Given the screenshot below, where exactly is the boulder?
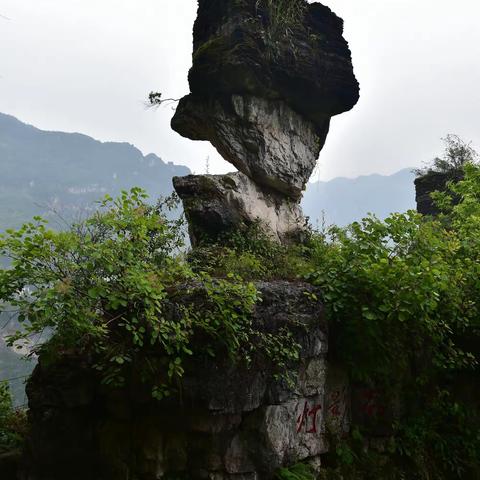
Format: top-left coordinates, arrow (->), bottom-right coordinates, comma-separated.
414,171 -> 463,215
173,172 -> 306,245
173,95 -> 323,199
185,0 -> 359,128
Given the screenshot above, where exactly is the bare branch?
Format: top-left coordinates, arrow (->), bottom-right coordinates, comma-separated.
146,91 -> 180,110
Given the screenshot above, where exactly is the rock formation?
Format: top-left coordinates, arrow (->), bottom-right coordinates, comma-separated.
17,4 -> 360,479
415,171 -> 463,215
172,0 -> 359,244
173,172 -> 306,244
22,282 -> 346,480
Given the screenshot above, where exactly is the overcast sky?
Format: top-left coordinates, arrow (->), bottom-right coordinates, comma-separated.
1,0 -> 479,180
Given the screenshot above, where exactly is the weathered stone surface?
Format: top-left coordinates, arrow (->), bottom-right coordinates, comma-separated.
257,395 -> 327,470
176,281 -> 327,414
172,95 -> 324,199
173,172 -> 306,245
415,171 -> 463,215
324,365 -> 350,436
186,0 -> 359,129
171,0 -> 359,201
22,282 -> 329,480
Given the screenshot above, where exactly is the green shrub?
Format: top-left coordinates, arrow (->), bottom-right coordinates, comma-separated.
276,463 -> 315,480
414,134 -> 478,177
0,382 -> 26,452
256,0 -> 307,38
0,189 -> 299,398
306,164 -> 480,478
255,0 -> 308,59
188,221 -> 312,281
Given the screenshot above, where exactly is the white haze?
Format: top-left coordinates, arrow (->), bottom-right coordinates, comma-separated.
0,0 -> 479,180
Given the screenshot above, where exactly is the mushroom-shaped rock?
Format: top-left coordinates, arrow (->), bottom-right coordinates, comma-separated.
172,0 -> 359,199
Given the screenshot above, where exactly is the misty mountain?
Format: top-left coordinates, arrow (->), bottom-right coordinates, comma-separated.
0,112 -> 190,230
303,169 -> 416,227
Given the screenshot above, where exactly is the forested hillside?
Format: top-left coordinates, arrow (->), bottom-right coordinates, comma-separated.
0,112 -> 190,230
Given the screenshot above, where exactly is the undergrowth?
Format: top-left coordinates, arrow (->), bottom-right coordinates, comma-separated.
0,382 -> 27,453
276,463 -> 315,480
187,221 -> 311,281
255,0 -> 308,57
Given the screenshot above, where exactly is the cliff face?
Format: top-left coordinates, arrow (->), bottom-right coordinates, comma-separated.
172,0 -> 359,243
22,282 -> 340,480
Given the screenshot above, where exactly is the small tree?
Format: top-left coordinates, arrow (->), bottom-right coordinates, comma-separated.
415,134 -> 478,177
146,92 -> 179,109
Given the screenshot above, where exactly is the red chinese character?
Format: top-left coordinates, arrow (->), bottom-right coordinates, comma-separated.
328,390 -> 341,417
296,401 -> 322,434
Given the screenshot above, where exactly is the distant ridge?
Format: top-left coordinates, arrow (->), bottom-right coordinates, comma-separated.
0,112 -> 190,229
303,169 -> 416,227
